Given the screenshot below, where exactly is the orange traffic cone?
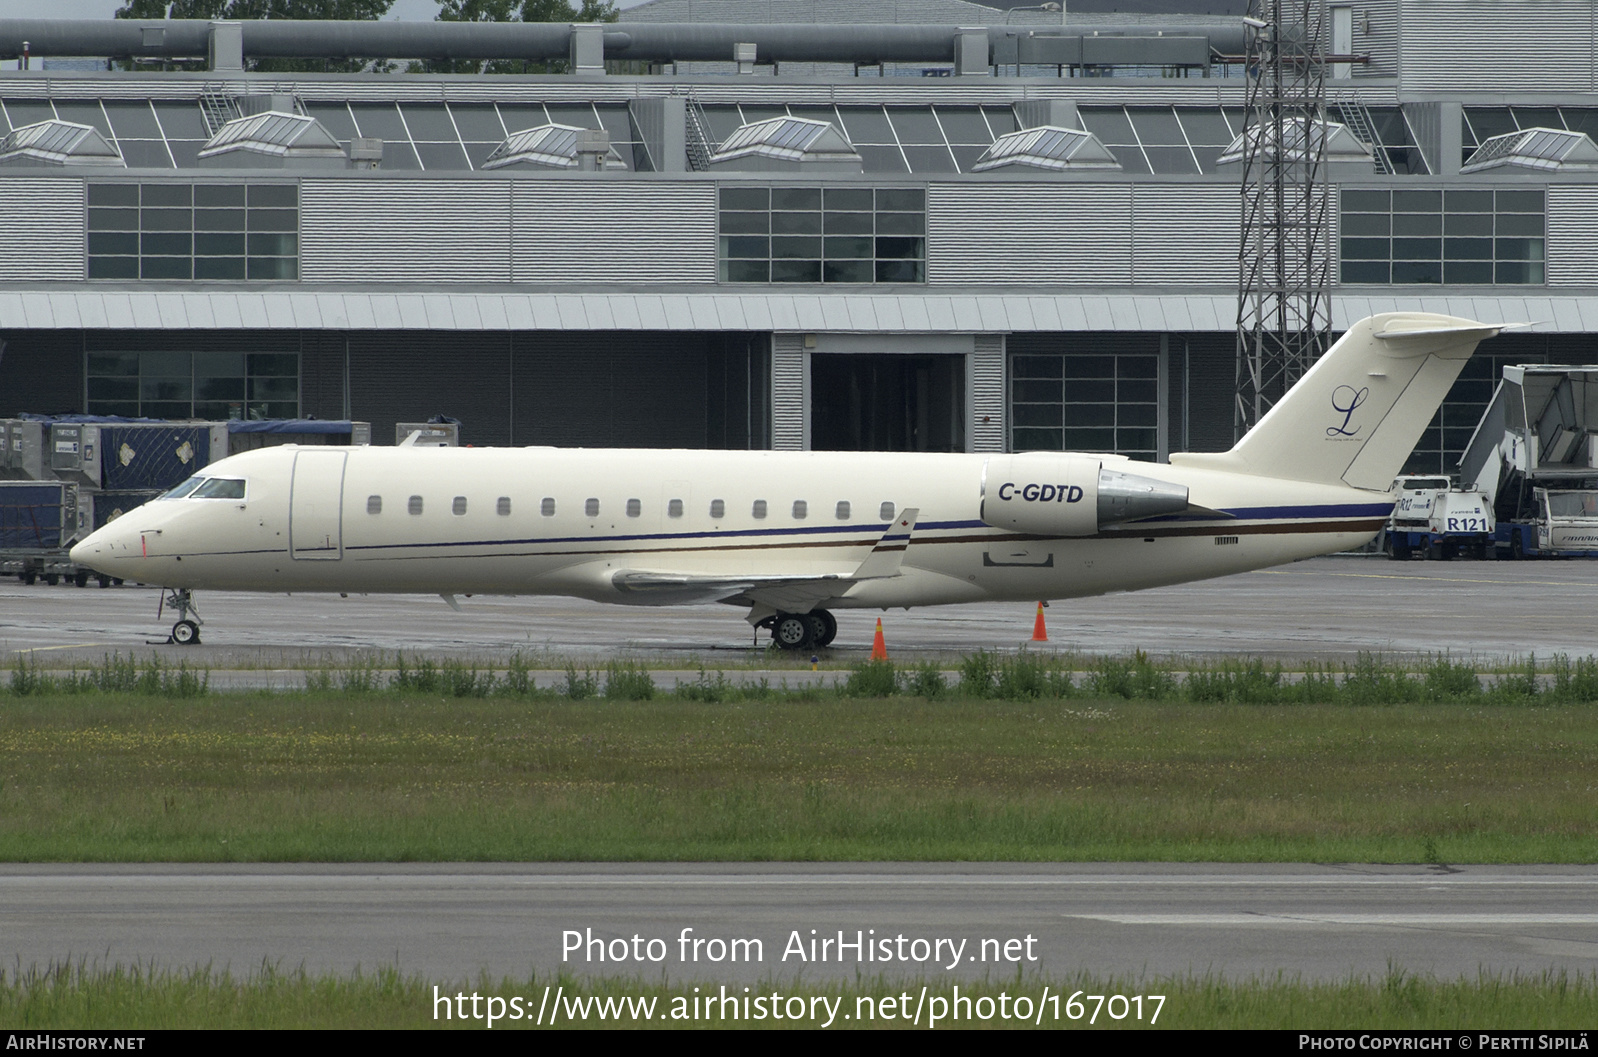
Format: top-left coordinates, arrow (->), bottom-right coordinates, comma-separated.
871,617 -> 888,661
1032,602 -> 1048,642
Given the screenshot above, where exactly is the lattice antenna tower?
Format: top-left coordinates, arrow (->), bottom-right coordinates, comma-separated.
1235,0 -> 1333,440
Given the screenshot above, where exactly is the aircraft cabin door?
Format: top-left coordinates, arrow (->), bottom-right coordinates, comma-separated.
289,449 -> 347,560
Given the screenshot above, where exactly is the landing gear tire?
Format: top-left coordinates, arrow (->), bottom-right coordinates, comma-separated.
807,609 -> 838,648
772,613 -> 814,650
162,589 -> 204,645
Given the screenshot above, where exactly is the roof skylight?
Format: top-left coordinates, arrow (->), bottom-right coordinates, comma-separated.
971,125 -> 1121,172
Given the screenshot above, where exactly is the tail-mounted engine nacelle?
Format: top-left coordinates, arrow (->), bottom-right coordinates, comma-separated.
980,453 -> 1192,536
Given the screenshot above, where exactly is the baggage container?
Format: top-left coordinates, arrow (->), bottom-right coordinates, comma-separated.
100,424 -> 223,491
228,419 -> 371,454
90,489 -> 163,533
0,481 -> 78,550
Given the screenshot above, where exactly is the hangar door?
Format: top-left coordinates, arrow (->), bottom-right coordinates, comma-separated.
289,450 -> 347,560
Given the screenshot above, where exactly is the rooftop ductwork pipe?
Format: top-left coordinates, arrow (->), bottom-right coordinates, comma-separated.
0,18 -> 1247,65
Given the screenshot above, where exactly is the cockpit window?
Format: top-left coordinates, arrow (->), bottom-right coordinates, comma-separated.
161,476 -> 205,500
191,477 -> 246,500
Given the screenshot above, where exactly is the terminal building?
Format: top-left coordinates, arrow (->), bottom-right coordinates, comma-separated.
0,0 -> 1595,474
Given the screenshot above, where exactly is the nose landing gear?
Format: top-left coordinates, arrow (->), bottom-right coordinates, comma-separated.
159,588 -> 203,646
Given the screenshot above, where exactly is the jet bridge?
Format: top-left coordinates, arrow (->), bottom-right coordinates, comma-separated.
1458,365 -> 1598,557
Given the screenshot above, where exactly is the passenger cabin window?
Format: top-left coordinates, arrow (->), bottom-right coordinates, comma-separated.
792,500 -> 807,519
452,496 -> 467,516
541,497 -> 556,516
367,495 -> 382,515
710,499 -> 725,519
626,498 -> 641,518
497,497 -> 512,516
409,495 -> 423,515
836,501 -> 850,520
192,478 -> 245,499
585,498 -> 600,517
668,499 -> 684,518
880,502 -> 895,521
752,500 -> 767,519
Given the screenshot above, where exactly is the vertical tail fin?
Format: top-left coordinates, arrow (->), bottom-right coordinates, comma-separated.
1171,313 -> 1507,489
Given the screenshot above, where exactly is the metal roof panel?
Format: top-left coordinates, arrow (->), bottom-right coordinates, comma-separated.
528,296 -> 562,330
662,296 -> 695,330
75,293 -> 108,329
395,293 -> 429,329
501,295 -> 536,330
631,295 -> 669,330
922,297 -> 956,332
949,297 -> 982,331
763,296 -> 801,331
419,294 -> 454,330
895,296 -> 929,332
46,293 -> 82,329
449,295 -> 483,330
687,297 -> 720,329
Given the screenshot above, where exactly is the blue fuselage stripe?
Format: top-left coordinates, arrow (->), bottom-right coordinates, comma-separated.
337,505 -> 1388,554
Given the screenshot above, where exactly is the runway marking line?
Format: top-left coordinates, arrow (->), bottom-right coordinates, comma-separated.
7,644 -> 105,653
1259,570 -> 1580,587
1075,913 -> 1598,926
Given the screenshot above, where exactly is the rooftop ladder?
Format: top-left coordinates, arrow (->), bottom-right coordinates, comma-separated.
198,83 -> 242,137
1332,91 -> 1395,175
683,90 -> 716,172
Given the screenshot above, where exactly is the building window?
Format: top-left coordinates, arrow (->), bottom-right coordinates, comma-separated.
1341,188 -> 1544,285
88,182 -> 298,282
1011,351 -> 1161,461
718,186 -> 925,284
85,349 -> 299,420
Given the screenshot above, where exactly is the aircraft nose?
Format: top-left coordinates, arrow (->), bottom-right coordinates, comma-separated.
70,522 -> 141,576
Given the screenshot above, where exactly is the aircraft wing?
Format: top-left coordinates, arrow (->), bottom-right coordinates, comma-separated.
610,509 -> 919,617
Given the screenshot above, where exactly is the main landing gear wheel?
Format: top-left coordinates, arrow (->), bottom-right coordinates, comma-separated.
772,613 -> 813,650
162,588 -> 204,646
767,609 -> 837,651
807,610 -> 837,648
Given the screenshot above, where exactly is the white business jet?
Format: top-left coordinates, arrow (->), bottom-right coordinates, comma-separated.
71,313 -> 1506,649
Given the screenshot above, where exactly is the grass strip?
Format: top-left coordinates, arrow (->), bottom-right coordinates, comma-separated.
2,685 -> 1594,861
4,962 -> 1594,1029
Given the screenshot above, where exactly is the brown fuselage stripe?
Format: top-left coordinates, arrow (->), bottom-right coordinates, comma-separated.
341,519 -> 1385,563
